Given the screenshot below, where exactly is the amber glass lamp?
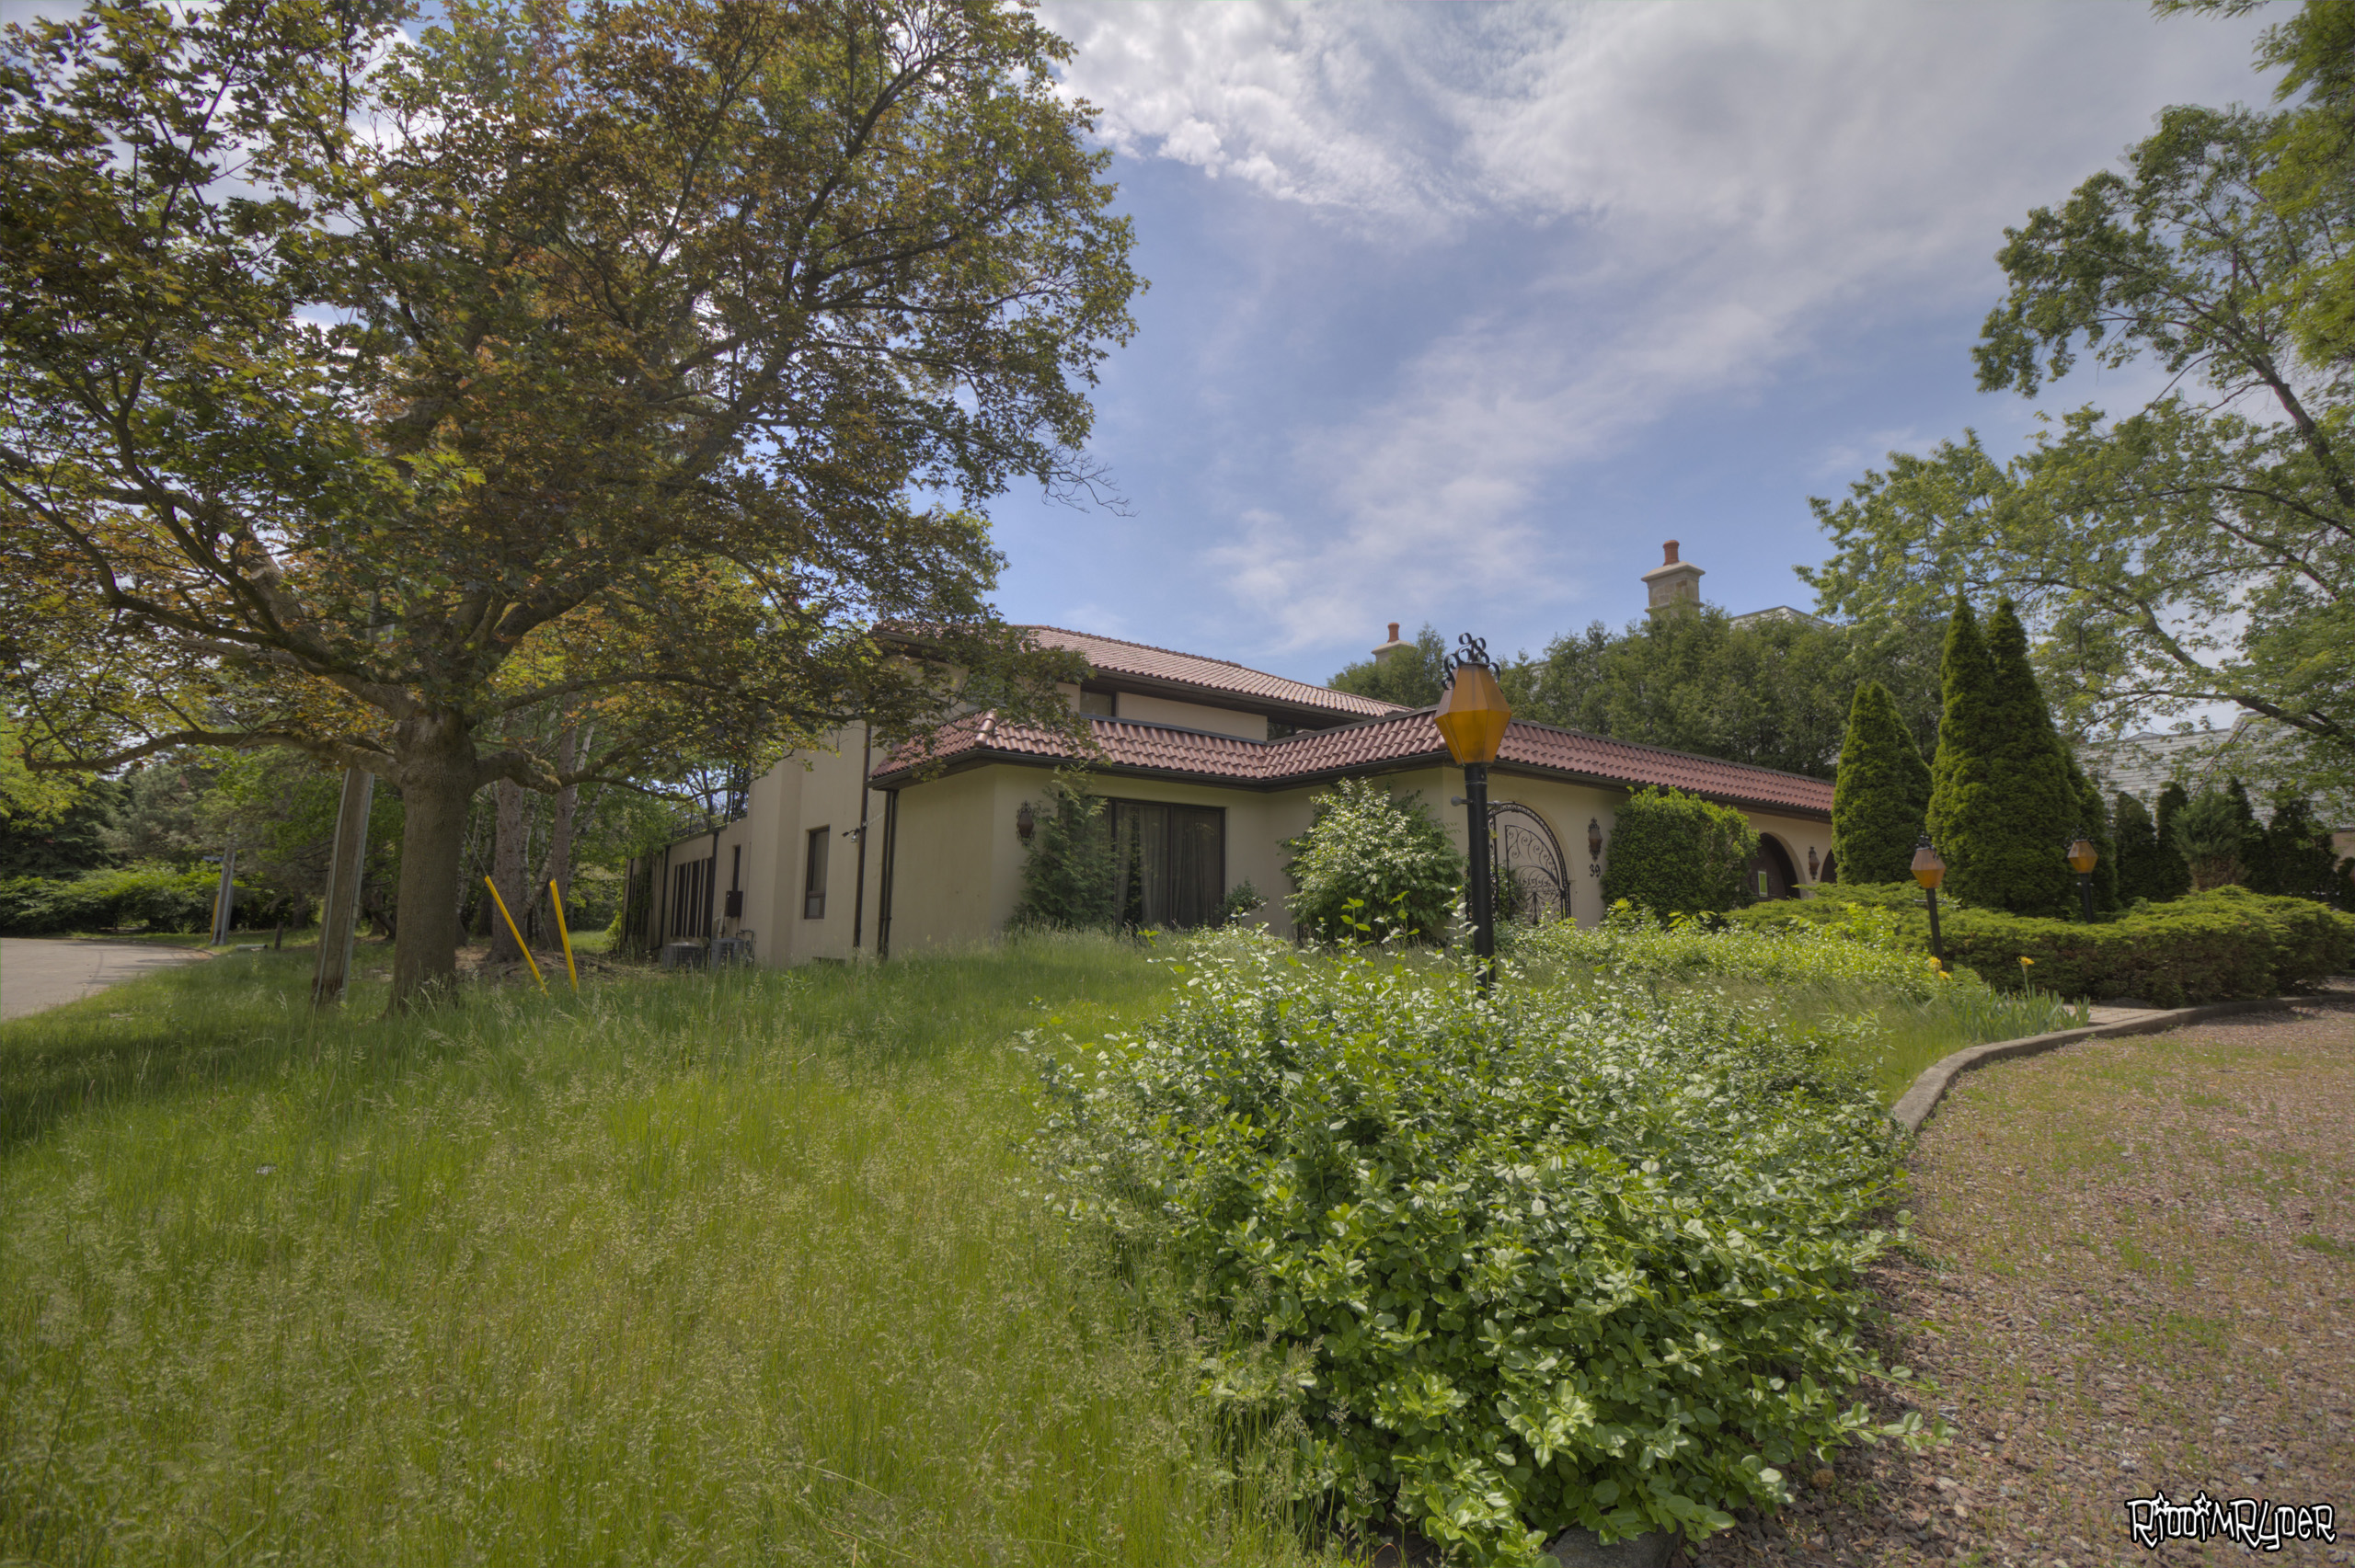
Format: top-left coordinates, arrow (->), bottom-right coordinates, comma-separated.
1439,635 -> 1511,987
1911,832 -> 1947,961
2066,836 -> 2097,921
1434,659 -> 1511,766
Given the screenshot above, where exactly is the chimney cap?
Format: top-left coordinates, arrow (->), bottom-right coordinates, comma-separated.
1372,621 -> 1407,659
1662,540 -> 1680,566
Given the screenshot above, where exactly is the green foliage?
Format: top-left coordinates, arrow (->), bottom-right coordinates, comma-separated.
1327,624 -> 1447,708
1010,770 -> 1121,931
1502,607 -> 1945,782
2172,787 -> 2248,890
2063,753 -> 2119,913
1928,599 -> 2074,915
2152,783 -> 2196,899
1283,778 -> 1463,944
1519,901 -> 1949,998
1025,933 -> 1928,1564
0,861 -> 242,935
2111,792 -> 2174,905
1221,880 -> 1268,924
1730,885 -> 2355,1008
0,779 -> 123,878
1832,681 -> 1932,884
2251,790 -> 2341,899
1808,91 -> 2355,801
1598,787 -> 1759,918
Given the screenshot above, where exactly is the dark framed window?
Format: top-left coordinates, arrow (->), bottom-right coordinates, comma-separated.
1077,690 -> 1116,717
1108,800 -> 1224,930
671,854 -> 712,940
804,826 -> 830,919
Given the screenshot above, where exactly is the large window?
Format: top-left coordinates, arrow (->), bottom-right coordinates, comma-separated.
1109,801 -> 1224,930
804,827 -> 830,919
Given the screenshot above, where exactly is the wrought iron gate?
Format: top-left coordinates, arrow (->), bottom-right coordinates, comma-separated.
1488,802 -> 1569,924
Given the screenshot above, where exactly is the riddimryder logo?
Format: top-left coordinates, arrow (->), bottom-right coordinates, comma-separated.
2125,1491 -> 2337,1551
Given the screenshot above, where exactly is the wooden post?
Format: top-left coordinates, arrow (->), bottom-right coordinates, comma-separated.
313,768 -> 374,1007
209,844 -> 237,945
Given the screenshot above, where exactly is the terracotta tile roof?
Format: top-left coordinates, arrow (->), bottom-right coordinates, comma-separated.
874,709 -> 1836,818
1022,626 -> 1402,720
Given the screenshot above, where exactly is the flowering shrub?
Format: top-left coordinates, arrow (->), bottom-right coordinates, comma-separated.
1283,777 -> 1463,944
1025,932 -> 1930,1564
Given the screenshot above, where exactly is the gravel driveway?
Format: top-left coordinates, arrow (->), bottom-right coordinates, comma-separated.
1681,984 -> 2354,1568
0,937 -> 209,1023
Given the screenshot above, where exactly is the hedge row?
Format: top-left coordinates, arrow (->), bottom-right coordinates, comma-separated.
1729,884 -> 2355,1007
0,864 -> 250,936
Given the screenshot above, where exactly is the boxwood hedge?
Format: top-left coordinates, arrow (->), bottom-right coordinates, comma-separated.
1025,932 -> 1932,1565
1729,884 -> 2355,1007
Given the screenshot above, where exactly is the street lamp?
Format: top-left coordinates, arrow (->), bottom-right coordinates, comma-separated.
1436,634 -> 1511,988
1911,832 -> 1947,964
2066,836 -> 2098,923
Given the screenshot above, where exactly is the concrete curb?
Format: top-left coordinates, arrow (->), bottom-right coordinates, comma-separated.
1889,995 -> 2295,1133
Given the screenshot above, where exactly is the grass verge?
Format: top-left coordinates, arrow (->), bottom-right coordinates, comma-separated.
0,934 -> 1332,1567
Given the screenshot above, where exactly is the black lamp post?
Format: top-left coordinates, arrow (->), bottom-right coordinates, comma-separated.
1912,832 -> 1947,964
2067,836 -> 2098,923
1436,634 -> 1511,989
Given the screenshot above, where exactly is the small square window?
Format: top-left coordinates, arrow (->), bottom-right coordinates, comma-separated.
1077,690 -> 1116,717
804,827 -> 830,919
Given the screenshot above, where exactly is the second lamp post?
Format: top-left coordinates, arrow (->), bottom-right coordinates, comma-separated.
1435,634 -> 1512,988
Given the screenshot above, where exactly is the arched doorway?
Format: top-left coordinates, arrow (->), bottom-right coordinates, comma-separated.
1751,834 -> 1799,901
1821,851 -> 1837,885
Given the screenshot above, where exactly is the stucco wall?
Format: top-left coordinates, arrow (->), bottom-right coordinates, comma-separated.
1111,692 -> 1269,740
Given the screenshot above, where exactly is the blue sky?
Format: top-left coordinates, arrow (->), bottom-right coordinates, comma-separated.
981,1 -> 2272,684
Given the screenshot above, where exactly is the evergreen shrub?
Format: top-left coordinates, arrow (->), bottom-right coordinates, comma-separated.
1830,681 -> 1930,885
2111,793 -> 2170,904
1026,932 -> 1929,1565
1729,885 -> 2355,1007
0,862 -> 233,934
2151,783 -> 2195,899
1598,786 -> 1759,917
2171,787 -> 2247,891
1927,600 -> 2074,915
1283,777 -> 1462,943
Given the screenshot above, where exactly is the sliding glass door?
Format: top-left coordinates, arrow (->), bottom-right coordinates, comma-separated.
1109,801 -> 1224,930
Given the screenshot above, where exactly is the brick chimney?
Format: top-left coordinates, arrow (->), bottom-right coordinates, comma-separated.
1640,540 -> 1704,617
1371,621 -> 1407,660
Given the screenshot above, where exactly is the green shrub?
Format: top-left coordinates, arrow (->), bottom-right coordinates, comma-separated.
2113,792 -> 2171,905
1830,680 -> 1931,885
2150,782 -> 2195,899
1026,933 -> 1930,1564
1283,777 -> 1462,944
1729,885 -> 2355,1006
1598,786 -> 1758,917
1927,600 -> 2074,916
1518,900 -> 1949,998
1010,769 -> 1121,931
0,862 -> 231,935
2172,786 -> 2246,891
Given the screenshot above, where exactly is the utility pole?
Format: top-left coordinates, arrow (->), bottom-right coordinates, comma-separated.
312,768 -> 374,1006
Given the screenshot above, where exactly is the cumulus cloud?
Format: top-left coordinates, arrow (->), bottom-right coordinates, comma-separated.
1040,1 -> 2266,654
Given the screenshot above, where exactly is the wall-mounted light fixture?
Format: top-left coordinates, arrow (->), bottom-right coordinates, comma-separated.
1586,818 -> 1604,878
1016,802 -> 1035,843
1807,844 -> 1821,881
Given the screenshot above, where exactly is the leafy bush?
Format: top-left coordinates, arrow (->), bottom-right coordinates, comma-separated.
1517,901 -> 1948,999
1729,885 -> 2355,1006
2171,787 -> 2246,891
1027,933 -> 1930,1564
1221,879 -> 1267,924
0,862 -> 236,935
1598,786 -> 1758,917
1010,769 -> 1121,931
1284,777 -> 1462,944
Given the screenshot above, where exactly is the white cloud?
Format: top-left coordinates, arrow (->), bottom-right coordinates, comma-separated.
1041,1 -> 2269,654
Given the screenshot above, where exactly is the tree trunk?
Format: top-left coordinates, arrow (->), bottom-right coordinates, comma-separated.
534,724 -> 580,928
389,712 -> 481,1009
489,775 -> 528,962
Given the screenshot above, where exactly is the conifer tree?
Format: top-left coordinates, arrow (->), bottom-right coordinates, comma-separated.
1928,597 -> 2075,913
2065,754 -> 2120,912
2227,778 -> 2270,892
2257,789 -> 2338,898
1831,681 -> 1932,883
2151,783 -> 2195,900
2112,792 -> 2165,903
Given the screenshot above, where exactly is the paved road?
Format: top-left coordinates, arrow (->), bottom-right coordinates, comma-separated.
0,937 -> 210,1023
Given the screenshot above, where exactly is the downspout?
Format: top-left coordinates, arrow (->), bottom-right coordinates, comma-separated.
656,842 -> 674,946
851,722 -> 873,949
876,788 -> 899,960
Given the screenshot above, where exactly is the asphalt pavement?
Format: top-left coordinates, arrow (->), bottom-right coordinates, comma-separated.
0,937 -> 210,1023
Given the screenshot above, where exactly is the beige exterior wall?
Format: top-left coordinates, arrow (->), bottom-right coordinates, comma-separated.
1111,692 -> 1269,740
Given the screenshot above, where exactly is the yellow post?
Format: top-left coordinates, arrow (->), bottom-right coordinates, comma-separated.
548,879 -> 580,992
482,876 -> 546,993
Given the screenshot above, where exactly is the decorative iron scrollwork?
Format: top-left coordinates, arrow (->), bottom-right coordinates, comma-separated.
1488,801 -> 1569,924
1445,632 -> 1492,673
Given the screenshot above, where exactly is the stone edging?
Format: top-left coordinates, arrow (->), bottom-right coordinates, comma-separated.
1889,995 -> 2294,1134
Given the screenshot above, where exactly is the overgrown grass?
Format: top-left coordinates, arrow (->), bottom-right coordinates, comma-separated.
0,935 -> 1335,1567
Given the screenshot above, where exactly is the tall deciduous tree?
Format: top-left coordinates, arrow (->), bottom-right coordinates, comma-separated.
1830,680 -> 1930,885
1807,82 -> 2353,797
0,0 -> 1132,1003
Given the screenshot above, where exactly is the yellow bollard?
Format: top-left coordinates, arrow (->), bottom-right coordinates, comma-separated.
482,876 -> 546,993
548,879 -> 580,993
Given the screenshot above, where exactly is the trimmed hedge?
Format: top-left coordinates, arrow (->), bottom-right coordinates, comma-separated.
0,863 -> 243,935
1599,786 -> 1758,917
1729,883 -> 2355,1006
